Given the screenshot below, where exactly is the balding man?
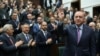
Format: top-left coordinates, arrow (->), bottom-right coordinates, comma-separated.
89,22 -> 100,56
36,21 -> 52,56
89,22 -> 96,30
63,11 -> 96,56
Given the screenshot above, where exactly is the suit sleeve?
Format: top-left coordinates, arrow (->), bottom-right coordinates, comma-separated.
36,33 -> 46,46
0,37 -> 16,53
97,31 -> 100,53
47,24 -> 54,33
16,35 -> 29,49
90,30 -> 96,56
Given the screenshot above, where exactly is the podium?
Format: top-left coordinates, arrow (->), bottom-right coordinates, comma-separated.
50,43 -> 64,56
30,43 -> 64,56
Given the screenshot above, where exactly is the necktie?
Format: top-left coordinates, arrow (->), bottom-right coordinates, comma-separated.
26,34 -> 29,41
9,37 -> 14,44
15,21 -> 18,26
44,31 -> 47,39
77,28 -> 80,44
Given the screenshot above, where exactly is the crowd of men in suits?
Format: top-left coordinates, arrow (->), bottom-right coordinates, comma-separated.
0,0 -> 100,56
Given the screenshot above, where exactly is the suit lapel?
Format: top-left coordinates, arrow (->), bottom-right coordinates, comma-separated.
72,25 -> 77,45
3,34 -> 15,45
78,25 -> 87,45
41,30 -> 47,40
21,33 -> 28,43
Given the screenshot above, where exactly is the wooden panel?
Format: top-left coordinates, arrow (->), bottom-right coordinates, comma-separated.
30,0 -> 40,6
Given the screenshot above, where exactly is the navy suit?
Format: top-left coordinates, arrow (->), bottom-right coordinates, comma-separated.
36,30 -> 52,56
33,23 -> 41,38
47,23 -> 57,44
63,24 -> 96,56
7,20 -> 21,36
0,33 -> 17,56
97,30 -> 100,53
56,0 -> 62,8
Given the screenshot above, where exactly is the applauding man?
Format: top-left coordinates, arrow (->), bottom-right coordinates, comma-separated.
0,24 -> 23,56
16,23 -> 36,56
36,21 -> 52,56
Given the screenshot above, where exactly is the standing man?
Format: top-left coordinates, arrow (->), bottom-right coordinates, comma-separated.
36,21 -> 52,56
44,0 -> 52,10
33,16 -> 43,39
16,23 -> 36,56
0,24 -> 23,56
48,16 -> 58,44
63,11 -> 96,56
7,12 -> 20,37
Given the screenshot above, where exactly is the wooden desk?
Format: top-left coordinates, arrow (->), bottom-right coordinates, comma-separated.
51,43 -> 64,56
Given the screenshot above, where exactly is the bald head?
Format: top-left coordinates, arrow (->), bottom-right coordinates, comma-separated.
41,21 -> 47,31
89,22 -> 96,30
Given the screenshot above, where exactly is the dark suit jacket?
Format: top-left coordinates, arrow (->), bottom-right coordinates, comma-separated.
56,0 -> 62,8
0,8 -> 10,26
0,33 -> 17,56
44,0 -> 52,8
16,33 -> 33,56
96,30 -> 100,53
36,30 -> 52,56
86,16 -> 93,25
47,23 -> 57,43
63,24 -> 96,56
7,20 -> 21,36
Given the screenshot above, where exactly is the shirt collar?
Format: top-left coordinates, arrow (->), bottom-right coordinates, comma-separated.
22,32 -> 28,36
75,24 -> 83,30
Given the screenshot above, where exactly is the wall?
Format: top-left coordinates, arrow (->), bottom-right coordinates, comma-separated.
84,6 -> 93,17
81,0 -> 100,8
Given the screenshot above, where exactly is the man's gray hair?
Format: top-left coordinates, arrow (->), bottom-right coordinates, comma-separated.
3,24 -> 13,32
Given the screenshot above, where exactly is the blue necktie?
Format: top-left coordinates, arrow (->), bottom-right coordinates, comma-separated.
26,34 -> 29,41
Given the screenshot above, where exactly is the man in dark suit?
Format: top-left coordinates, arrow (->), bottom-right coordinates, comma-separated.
0,2 -> 10,26
88,22 -> 100,55
44,0 -> 52,10
48,16 -> 58,44
0,24 -> 23,56
23,13 -> 35,35
63,11 -> 96,56
7,12 -> 20,37
33,16 -> 43,38
16,23 -> 36,56
36,21 -> 52,56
